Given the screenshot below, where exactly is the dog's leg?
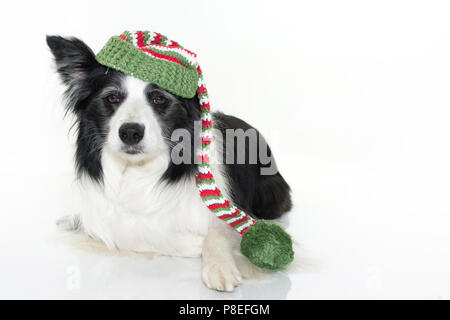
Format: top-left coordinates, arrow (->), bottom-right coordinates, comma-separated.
202,224 -> 242,292
56,214 -> 82,232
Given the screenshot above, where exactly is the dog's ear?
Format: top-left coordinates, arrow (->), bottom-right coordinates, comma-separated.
46,35 -> 100,113
46,35 -> 98,84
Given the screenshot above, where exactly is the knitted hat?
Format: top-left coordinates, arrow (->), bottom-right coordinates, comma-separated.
95,31 -> 294,270
96,31 -> 199,98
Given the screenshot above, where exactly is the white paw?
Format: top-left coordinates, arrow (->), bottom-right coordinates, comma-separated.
202,260 -> 242,292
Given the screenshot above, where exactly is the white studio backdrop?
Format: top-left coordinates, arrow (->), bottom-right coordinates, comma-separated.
0,0 -> 450,299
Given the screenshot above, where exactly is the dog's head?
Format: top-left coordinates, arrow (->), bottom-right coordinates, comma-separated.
47,36 -> 200,182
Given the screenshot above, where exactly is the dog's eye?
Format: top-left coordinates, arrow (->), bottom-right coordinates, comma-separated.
106,94 -> 121,104
152,95 -> 167,105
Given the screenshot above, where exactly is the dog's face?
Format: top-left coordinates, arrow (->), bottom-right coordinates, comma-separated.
99,77 -> 185,161
47,36 -> 200,181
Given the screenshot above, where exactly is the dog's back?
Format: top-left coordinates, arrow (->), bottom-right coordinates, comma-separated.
213,112 -> 292,220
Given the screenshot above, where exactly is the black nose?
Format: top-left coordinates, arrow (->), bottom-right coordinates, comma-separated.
119,123 -> 145,145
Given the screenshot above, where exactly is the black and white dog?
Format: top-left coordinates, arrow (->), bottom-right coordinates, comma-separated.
47,35 -> 292,291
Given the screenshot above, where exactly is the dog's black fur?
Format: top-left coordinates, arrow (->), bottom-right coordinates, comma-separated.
47,35 -> 291,220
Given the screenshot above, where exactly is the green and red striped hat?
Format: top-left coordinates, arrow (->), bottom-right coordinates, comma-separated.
95,31 -> 294,270
96,30 -> 199,98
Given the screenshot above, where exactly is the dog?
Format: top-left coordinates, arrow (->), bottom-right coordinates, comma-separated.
47,35 -> 292,292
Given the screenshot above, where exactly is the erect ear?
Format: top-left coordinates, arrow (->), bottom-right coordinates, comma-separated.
46,35 -> 101,112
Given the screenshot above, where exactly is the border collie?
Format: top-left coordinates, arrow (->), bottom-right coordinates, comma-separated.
47,35 -> 292,292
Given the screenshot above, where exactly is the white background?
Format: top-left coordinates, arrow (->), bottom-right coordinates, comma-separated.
0,0 -> 450,299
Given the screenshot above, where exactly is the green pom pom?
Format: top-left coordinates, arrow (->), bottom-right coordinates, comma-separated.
240,220 -> 294,270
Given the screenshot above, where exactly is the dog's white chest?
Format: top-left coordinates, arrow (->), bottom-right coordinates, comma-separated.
78,150 -> 211,257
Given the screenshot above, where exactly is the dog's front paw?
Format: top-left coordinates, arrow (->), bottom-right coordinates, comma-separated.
202,259 -> 242,292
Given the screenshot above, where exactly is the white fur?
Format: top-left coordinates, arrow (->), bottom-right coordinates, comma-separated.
68,76 -> 259,291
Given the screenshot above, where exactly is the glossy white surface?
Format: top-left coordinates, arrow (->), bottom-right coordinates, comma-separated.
1,166 -> 450,300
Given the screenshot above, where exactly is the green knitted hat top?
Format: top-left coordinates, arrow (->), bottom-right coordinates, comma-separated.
95,30 -> 294,271
96,31 -> 199,98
